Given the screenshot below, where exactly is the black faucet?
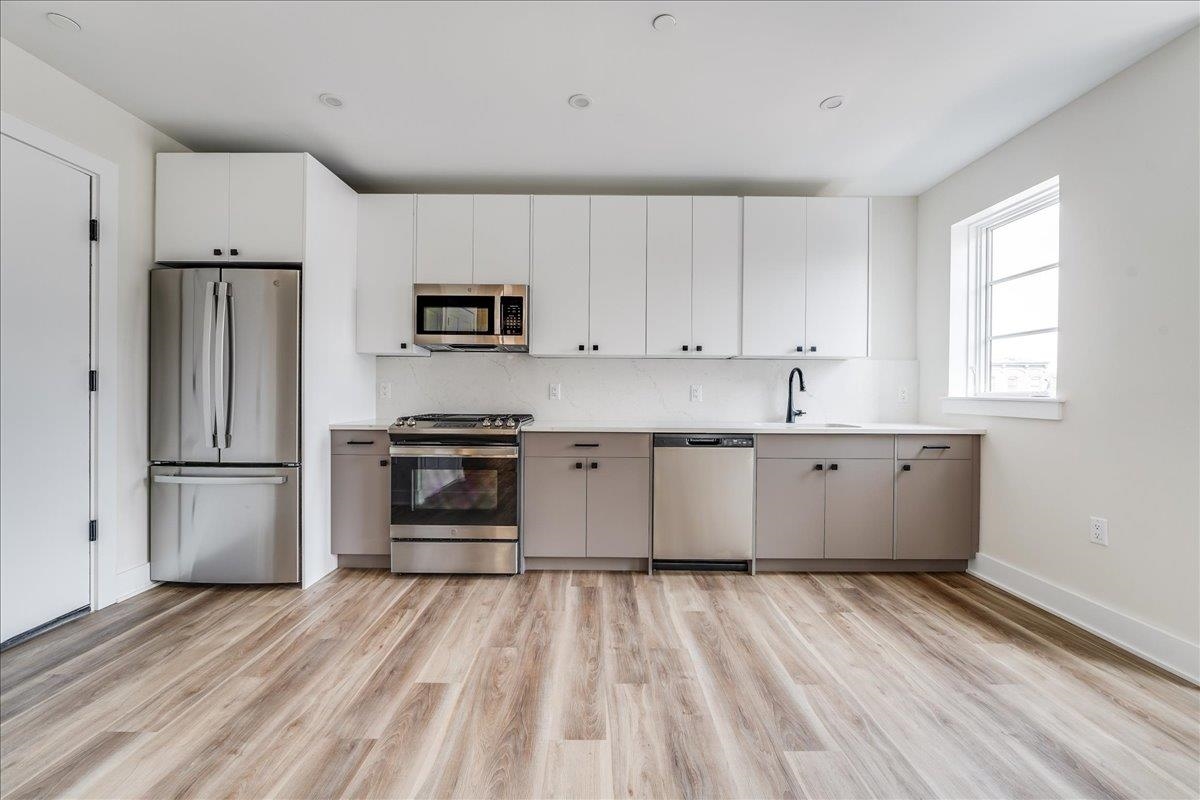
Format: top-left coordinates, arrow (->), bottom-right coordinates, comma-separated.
786,367 -> 806,422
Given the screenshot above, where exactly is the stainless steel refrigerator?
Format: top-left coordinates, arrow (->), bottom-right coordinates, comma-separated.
149,267 -> 300,583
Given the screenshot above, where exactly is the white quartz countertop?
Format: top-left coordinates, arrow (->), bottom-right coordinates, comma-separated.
331,419 -> 985,435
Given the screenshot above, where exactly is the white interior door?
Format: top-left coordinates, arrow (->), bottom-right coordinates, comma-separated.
1,134 -> 93,642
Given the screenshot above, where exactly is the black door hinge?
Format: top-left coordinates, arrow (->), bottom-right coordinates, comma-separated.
89,520 -> 98,542
89,369 -> 98,391
89,219 -> 99,242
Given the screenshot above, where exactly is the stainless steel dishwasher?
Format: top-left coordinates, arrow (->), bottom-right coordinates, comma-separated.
652,434 -> 755,570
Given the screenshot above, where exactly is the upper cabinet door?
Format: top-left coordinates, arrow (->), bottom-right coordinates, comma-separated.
155,153 -> 230,263
531,196 -> 590,355
227,153 -> 305,264
806,197 -> 868,358
691,196 -> 741,357
473,195 -> 530,285
415,194 -> 473,284
742,197 -> 806,357
645,196 -> 692,356
589,196 -> 646,357
357,195 -> 423,355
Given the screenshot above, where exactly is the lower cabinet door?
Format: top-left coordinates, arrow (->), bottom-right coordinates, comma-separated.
755,458 -> 825,559
331,454 -> 390,555
895,459 -> 973,559
522,457 -> 587,557
586,458 -> 650,557
824,459 -> 894,559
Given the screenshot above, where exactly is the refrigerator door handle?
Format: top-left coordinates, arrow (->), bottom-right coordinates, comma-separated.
201,281 -> 217,448
224,282 -> 235,449
153,475 -> 288,486
213,281 -> 230,449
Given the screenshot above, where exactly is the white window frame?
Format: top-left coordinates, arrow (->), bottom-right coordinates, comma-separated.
944,176 -> 1065,420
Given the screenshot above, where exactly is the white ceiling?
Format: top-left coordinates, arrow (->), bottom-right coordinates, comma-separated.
1,1 -> 1196,195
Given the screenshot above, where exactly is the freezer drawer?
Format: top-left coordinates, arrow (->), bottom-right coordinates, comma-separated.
390,540 -> 518,574
150,465 -> 299,583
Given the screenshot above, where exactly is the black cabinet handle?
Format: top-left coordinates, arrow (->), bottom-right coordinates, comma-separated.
920,444 -> 951,450
230,248 -> 239,256
901,464 -> 912,471
829,463 -> 838,471
574,462 -> 584,469
809,345 -> 817,352
572,443 -> 600,448
400,343 -> 408,350
578,344 -> 585,351
345,440 -> 375,445
795,345 -> 803,352
213,248 -> 223,256
682,345 -> 689,351
696,345 -> 703,352
379,459 -> 388,467
813,463 -> 824,471
590,461 -> 598,469
592,344 -> 599,351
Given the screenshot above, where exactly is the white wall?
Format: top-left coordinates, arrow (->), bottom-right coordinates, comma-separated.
916,30 -> 1199,666
0,39 -> 188,580
302,157 -> 374,587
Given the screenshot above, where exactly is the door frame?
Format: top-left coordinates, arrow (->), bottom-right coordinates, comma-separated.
2,112 -> 120,612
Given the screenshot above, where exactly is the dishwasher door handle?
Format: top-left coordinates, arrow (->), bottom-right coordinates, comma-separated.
684,437 -> 722,446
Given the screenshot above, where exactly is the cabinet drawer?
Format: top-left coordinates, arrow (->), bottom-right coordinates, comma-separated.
896,435 -> 974,460
757,434 -> 893,459
522,432 -> 651,458
331,429 -> 390,455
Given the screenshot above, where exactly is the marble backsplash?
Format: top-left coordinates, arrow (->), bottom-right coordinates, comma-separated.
375,354 -> 918,424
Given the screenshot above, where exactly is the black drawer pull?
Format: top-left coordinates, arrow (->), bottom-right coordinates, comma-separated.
578,344 -> 585,351
230,248 -> 239,256
592,344 -> 599,351
901,464 -> 912,471
572,443 -> 600,448
813,463 -> 824,471
213,248 -> 223,256
682,345 -> 689,351
920,444 -> 951,450
829,463 -> 838,471
696,345 -> 703,352
345,440 -> 376,445
590,461 -> 598,469
574,462 -> 584,470
379,459 -> 388,467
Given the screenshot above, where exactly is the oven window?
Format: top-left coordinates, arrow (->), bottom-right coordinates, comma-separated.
391,456 -> 517,526
417,296 -> 493,335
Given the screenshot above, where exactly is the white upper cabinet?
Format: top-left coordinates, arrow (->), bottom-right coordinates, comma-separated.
156,153 -> 230,263
589,196 -> 647,357
691,196 -> 741,357
531,196 -> 590,355
805,197 -> 869,358
646,196 -> 692,356
227,154 -> 305,264
742,197 -> 807,357
156,153 -> 305,264
356,195 -> 425,356
415,194 -> 473,284
473,195 -> 530,285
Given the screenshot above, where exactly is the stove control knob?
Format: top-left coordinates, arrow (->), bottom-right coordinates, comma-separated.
405,417 -> 416,427
481,418 -> 492,427
505,417 -> 517,428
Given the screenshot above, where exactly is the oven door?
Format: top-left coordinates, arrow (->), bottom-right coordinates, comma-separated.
389,445 -> 519,540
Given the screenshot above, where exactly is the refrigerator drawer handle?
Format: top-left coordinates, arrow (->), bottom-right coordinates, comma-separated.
153,475 -> 288,485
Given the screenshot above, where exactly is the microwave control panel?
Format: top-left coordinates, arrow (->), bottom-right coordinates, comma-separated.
500,296 -> 524,336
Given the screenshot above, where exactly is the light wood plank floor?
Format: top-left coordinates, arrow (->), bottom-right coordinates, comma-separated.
1,570 -> 1196,799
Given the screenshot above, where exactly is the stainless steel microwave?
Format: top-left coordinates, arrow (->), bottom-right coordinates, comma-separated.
413,284 -> 528,351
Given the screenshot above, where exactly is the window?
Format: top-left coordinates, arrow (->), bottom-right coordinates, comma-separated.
962,178 -> 1060,399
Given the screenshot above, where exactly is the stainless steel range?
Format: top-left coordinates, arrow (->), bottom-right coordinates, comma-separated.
388,413 -> 533,574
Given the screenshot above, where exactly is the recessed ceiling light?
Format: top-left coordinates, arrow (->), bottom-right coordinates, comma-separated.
652,13 -> 677,31
45,12 -> 81,32
567,94 -> 592,110
819,95 -> 845,111
318,93 -> 344,109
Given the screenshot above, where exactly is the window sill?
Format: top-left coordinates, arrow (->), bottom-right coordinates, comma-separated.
942,396 -> 1064,420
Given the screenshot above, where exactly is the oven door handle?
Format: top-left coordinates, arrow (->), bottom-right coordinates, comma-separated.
389,446 -> 519,458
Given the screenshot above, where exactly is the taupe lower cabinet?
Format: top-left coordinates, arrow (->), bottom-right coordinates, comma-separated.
895,459 -> 974,559
824,459 -> 894,558
523,437 -> 650,558
331,431 -> 391,555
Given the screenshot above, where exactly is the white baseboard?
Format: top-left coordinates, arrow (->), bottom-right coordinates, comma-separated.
969,553 -> 1199,685
115,563 -> 156,602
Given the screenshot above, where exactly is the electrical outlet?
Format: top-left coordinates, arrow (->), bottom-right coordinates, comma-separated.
1089,516 -> 1109,546
690,384 -> 703,402
898,386 -> 909,403
549,382 -> 562,400
378,381 -> 392,401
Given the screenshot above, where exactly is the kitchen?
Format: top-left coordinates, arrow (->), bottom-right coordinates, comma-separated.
0,3 -> 1197,799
